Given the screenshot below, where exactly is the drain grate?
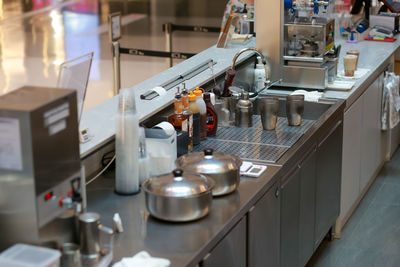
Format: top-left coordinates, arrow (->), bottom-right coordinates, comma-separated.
192,115 -> 315,163
195,139 -> 288,163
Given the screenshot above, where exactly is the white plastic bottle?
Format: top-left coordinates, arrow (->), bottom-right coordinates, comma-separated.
115,89 -> 140,195
254,56 -> 266,91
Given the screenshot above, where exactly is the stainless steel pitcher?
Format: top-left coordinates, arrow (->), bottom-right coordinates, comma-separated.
78,212 -> 114,259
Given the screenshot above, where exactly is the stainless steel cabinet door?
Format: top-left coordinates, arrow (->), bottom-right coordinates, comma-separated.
248,182 -> 280,267
315,120 -> 343,248
202,216 -> 247,267
280,167 -> 301,267
299,149 -> 317,266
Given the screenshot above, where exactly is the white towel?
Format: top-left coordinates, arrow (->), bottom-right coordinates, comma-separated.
112,251 -> 171,267
291,90 -> 324,102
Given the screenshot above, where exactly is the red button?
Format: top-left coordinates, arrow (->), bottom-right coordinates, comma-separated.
44,192 -> 53,201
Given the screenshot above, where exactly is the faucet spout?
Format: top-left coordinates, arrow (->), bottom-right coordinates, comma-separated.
231,48 -> 270,81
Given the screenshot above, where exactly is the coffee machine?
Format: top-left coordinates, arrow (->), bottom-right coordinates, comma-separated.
256,0 -> 336,90
0,86 -> 83,251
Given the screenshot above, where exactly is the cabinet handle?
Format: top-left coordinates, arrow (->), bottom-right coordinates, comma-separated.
275,187 -> 280,198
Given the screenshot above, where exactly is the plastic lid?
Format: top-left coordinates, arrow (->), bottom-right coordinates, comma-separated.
142,169 -> 214,197
194,87 -> 203,97
0,244 -> 61,267
189,92 -> 197,101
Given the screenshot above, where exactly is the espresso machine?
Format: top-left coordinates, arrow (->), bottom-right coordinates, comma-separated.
256,0 -> 336,90
0,86 -> 83,251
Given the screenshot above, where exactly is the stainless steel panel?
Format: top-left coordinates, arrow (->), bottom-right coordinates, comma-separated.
0,86 -> 81,250
315,120 -> 343,248
248,182 -> 280,267
280,166 -> 301,267
282,65 -> 327,90
202,216 -> 246,267
299,149 -> 317,266
256,0 -> 283,82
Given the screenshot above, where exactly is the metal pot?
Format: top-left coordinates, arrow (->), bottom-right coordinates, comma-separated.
176,148 -> 242,196
142,169 -> 214,222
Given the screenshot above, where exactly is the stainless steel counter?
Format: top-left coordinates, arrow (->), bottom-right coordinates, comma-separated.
87,164 -> 281,267
86,96 -> 345,266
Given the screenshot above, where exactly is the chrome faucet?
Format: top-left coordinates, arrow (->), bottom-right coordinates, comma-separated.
231,47 -> 270,83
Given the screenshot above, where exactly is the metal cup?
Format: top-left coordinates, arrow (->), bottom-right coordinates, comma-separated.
78,212 -> 114,259
286,95 -> 304,126
61,243 -> 81,267
259,97 -> 279,130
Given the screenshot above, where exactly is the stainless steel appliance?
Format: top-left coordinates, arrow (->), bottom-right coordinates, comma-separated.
256,0 -> 335,90
0,86 -> 82,250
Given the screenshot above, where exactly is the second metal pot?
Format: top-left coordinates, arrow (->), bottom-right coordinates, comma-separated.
176,148 -> 242,196
142,169 -> 214,222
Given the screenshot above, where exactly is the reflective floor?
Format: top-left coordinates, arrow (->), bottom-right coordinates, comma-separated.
308,147 -> 400,267
0,0 -> 224,110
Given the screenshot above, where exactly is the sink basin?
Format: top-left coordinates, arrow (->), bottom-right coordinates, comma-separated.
192,93 -> 338,164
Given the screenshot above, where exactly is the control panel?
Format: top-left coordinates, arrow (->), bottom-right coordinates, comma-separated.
36,172 -> 81,228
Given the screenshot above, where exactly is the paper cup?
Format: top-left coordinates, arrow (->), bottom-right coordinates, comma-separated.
343,55 -> 358,77
346,50 -> 360,70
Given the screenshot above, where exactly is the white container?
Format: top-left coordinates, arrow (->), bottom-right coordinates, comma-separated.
145,127 -> 177,176
254,56 -> 266,91
0,244 -> 61,267
115,89 -> 140,195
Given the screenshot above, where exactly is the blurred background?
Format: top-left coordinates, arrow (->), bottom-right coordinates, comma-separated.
0,0 -> 226,110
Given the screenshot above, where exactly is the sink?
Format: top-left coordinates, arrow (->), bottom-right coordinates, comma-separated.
192,92 -> 337,164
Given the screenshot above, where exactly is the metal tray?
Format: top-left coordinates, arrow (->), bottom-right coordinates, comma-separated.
193,116 -> 315,163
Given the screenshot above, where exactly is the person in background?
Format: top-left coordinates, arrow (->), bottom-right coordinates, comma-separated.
221,0 -> 255,32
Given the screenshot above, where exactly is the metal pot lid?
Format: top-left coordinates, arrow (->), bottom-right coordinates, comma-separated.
142,169 -> 214,198
176,148 -> 242,174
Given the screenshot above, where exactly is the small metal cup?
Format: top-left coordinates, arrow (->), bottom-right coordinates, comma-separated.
286,95 -> 304,126
259,97 -> 279,130
79,212 -> 101,259
61,243 -> 81,267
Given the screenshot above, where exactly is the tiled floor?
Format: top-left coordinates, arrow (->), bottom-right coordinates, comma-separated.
308,147 -> 400,267
0,0 -> 223,110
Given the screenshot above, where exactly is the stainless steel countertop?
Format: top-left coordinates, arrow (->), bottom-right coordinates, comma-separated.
86,164 -> 281,267
266,37 -> 400,110
86,96 -> 346,267
79,37 -> 400,158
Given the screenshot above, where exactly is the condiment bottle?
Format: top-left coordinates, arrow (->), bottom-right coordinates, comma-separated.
189,92 -> 201,145
168,91 -> 188,132
204,93 -> 218,136
182,86 -> 193,151
115,89 -> 140,195
221,69 -> 236,97
194,87 -> 207,141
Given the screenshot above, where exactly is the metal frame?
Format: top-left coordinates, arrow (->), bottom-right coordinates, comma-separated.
109,18 -> 220,95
